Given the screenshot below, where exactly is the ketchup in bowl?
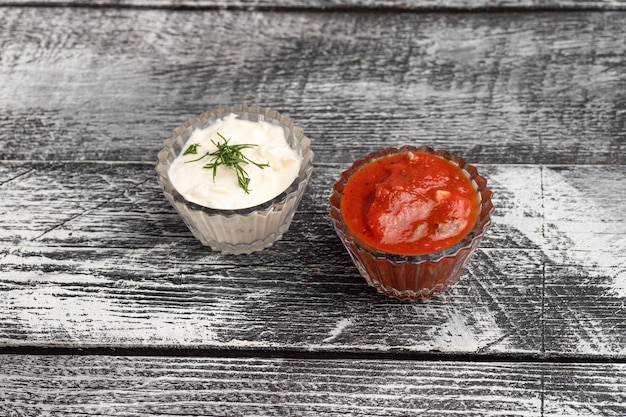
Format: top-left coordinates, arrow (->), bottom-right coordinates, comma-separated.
341,151 -> 481,256
330,146 -> 493,301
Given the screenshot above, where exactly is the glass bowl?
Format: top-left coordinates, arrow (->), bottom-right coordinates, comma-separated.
156,104 -> 314,255
329,145 -> 493,300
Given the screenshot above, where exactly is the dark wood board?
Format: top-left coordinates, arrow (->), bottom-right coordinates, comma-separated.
0,8 -> 625,165
3,0 -> 626,10
1,3 -> 625,415
0,160 -> 623,357
1,355 -> 626,416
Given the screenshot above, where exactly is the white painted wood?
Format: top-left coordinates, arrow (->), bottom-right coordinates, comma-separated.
1,9 -> 625,165
0,162 -> 623,357
0,356 -> 541,416
0,3 -> 625,415
0,7 -> 624,355
0,355 -> 625,416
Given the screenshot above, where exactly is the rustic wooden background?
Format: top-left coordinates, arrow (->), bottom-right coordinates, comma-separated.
0,0 -> 625,415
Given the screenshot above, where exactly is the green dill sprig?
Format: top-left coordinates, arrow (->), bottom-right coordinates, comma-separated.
183,143 -> 201,156
184,132 -> 269,194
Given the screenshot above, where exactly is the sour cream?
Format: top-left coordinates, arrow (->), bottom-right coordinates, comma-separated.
168,114 -> 302,210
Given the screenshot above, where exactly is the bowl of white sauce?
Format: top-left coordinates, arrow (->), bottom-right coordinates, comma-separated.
156,104 -> 314,254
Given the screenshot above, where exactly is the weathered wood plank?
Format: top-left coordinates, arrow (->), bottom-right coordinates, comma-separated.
1,161 -> 623,356
3,0 -> 626,10
0,8 -> 625,165
1,3 -> 623,413
0,355 -> 625,416
540,165 -> 626,356
543,362 -> 626,416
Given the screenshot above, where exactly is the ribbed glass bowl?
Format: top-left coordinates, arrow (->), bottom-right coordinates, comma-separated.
156,104 -> 314,255
329,145 -> 493,300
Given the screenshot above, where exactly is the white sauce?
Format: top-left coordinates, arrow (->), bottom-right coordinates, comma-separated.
168,114 -> 302,210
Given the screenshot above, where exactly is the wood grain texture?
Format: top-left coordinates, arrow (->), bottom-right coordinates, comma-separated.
0,356 -> 543,416
0,3 -> 625,414
0,160 -> 623,357
0,8 -> 625,165
1,355 -> 625,416
3,0 -> 626,10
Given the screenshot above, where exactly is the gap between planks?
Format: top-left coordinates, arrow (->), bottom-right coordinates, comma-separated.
1,2 -> 626,14
1,345 -> 625,365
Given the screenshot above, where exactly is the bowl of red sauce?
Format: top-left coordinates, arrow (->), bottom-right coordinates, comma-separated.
329,145 -> 494,301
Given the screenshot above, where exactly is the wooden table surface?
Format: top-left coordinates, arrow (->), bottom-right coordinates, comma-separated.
1,0 -> 625,415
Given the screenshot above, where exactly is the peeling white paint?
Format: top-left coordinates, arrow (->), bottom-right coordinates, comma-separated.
611,270 -> 626,299
322,318 -> 353,343
2,286 -> 223,345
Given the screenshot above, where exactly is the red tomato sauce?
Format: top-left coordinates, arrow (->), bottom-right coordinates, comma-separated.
341,151 -> 480,256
